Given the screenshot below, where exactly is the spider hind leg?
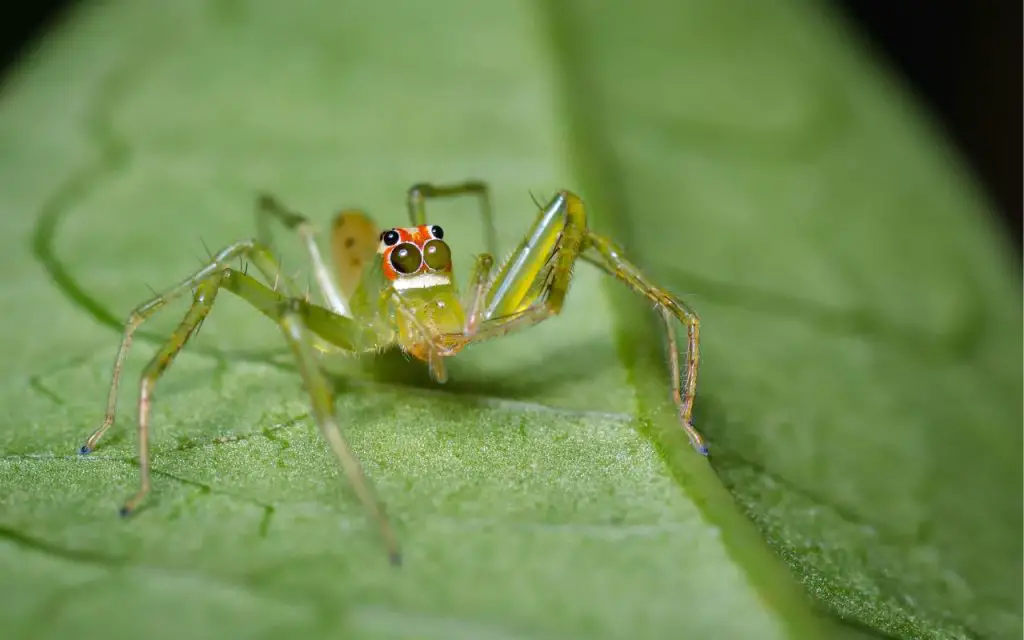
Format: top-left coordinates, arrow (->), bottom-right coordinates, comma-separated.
581,235 -> 706,455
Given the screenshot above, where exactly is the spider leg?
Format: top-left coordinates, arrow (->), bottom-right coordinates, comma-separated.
406,180 -> 497,257
257,194 -> 351,316
451,192 -> 584,347
476,190 -> 586,327
580,237 -> 706,455
461,191 -> 707,455
462,253 -> 495,336
82,240 -> 288,454
269,290 -> 401,566
116,274 -> 224,515
81,239 -> 399,563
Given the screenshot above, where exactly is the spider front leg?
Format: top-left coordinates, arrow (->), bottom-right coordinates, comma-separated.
81,240 -> 401,563
471,190 -> 587,334
464,191 -> 707,455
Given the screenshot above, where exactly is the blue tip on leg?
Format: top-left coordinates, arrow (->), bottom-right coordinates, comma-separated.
697,443 -> 709,456
78,445 -> 92,455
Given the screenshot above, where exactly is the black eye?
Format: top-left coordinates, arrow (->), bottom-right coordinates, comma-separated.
422,239 -> 452,271
381,229 -> 400,246
389,243 -> 422,274
430,225 -> 444,239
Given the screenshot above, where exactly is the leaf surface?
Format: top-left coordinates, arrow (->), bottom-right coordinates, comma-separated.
0,1 -> 1018,639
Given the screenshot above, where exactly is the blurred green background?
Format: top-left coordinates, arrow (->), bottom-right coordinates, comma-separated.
0,2 -> 1019,639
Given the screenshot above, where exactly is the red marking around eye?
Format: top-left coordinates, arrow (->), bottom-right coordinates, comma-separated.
381,227 -> 434,281
381,251 -> 398,281
411,226 -> 433,244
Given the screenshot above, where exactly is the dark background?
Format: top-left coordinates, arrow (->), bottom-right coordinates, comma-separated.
2,1 -> 1019,249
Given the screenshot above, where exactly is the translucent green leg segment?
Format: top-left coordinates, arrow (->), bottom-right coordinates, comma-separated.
272,295 -> 401,565
479,191 -> 587,325
217,271 -> 398,562
406,180 -> 497,257
117,275 -> 223,515
257,194 -> 351,317
458,192 -> 585,352
462,191 -> 707,455
81,240 -> 399,563
581,236 -> 706,455
81,239 -> 285,456
462,253 -> 495,336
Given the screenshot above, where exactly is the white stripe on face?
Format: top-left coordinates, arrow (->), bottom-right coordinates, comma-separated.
391,273 -> 452,291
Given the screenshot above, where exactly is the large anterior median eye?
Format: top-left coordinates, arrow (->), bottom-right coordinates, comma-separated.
389,243 -> 422,274
422,239 -> 451,271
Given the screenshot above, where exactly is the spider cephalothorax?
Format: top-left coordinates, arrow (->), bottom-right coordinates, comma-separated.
375,224 -> 465,360
378,224 -> 453,285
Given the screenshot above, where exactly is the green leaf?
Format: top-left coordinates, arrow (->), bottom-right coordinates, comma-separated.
0,1 -> 1018,639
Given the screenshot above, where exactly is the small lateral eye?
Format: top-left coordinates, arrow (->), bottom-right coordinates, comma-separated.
389,243 -> 422,275
381,229 -> 400,246
423,239 -> 452,271
429,225 -> 444,240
